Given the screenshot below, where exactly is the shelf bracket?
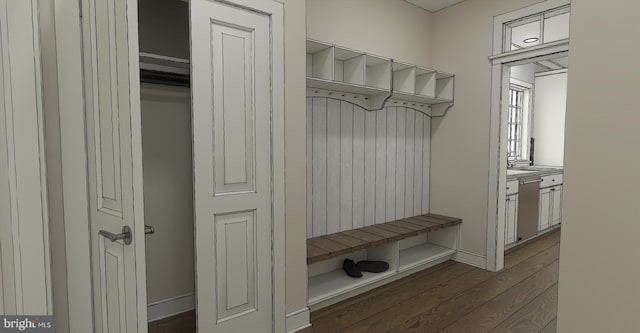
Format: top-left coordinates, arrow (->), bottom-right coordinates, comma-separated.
430,103 -> 454,117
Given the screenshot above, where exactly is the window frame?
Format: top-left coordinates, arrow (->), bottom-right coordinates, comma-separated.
507,79 -> 533,162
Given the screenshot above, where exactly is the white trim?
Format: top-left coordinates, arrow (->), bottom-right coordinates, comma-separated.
535,68 -> 568,77
54,0 -> 95,330
147,293 -> 196,322
492,0 -> 571,55
490,40 -> 569,64
487,1 -> 571,272
286,308 -> 311,333
510,78 -> 533,89
454,250 -> 487,269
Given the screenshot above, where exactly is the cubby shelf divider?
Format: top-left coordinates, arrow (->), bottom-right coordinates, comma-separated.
306,39 -> 455,117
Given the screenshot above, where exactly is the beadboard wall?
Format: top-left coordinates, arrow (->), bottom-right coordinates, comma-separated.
306,97 -> 431,238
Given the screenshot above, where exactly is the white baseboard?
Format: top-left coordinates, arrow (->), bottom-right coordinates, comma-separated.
286,307 -> 311,333
147,292 -> 195,322
455,249 -> 487,269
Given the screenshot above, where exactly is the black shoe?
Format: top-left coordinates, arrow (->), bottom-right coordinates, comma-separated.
356,260 -> 389,273
343,259 -> 362,278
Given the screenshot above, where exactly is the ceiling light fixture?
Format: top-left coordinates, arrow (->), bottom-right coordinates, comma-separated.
523,37 -> 539,44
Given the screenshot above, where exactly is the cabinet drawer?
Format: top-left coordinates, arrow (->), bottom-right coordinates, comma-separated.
506,180 -> 519,195
541,173 -> 563,188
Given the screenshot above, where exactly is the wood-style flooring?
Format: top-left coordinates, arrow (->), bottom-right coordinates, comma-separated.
149,229 -> 560,333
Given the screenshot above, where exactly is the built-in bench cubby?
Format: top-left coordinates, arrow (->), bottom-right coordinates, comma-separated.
306,39 -> 455,117
307,213 -> 461,309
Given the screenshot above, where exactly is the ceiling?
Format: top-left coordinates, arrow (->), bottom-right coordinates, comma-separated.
405,0 -> 467,12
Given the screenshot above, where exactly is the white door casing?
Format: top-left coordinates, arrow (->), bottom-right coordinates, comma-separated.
0,0 -> 52,315
190,0 -> 285,332
80,0 -> 148,331
487,0 -> 570,271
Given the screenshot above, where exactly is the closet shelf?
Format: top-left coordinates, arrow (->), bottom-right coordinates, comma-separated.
306,39 -> 455,117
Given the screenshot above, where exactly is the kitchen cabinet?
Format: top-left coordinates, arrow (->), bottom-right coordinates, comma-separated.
551,185 -> 563,226
505,179 -> 519,246
505,172 -> 562,247
538,187 -> 552,231
538,175 -> 563,232
505,193 -> 518,245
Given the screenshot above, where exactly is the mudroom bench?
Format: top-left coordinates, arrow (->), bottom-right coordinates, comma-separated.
307,213 -> 462,309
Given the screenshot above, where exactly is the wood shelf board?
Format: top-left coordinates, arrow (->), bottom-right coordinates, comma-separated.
307,213 -> 462,264
399,243 -> 456,271
307,77 -> 388,96
308,269 -> 396,305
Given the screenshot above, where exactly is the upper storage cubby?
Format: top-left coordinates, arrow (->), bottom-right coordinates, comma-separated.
306,39 -> 455,117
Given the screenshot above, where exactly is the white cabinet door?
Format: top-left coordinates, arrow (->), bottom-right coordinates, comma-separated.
190,0 -> 284,332
80,0 -> 148,331
539,188 -> 552,231
551,185 -> 563,226
505,194 -> 519,245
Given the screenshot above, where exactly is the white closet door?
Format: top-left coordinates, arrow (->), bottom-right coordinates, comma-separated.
80,0 -> 148,331
190,0 -> 284,332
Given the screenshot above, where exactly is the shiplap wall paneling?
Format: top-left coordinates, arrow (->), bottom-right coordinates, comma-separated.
375,110 -> 386,224
306,98 -> 313,238
422,115 -> 431,214
363,109 -> 376,227
339,102 -> 354,231
385,107 -> 397,221
311,98 -> 327,237
307,98 -> 431,238
352,105 -> 366,230
326,99 -> 341,235
395,108 -> 406,220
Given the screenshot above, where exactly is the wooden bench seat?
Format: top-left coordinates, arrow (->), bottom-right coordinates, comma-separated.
307,213 -> 462,264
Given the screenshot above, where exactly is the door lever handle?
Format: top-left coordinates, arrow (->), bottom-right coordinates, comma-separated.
145,225 -> 155,235
99,226 -> 132,245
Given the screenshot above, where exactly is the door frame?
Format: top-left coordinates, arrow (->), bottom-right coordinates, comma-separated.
55,0 -> 286,330
486,0 -> 570,271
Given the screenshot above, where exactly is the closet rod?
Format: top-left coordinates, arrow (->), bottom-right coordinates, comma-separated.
140,52 -> 190,64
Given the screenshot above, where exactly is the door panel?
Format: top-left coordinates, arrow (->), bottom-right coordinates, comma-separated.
81,0 -> 147,331
190,0 -> 282,331
552,186 -> 563,226
538,188 -> 551,231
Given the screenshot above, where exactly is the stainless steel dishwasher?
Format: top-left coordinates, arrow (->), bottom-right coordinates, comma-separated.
517,176 -> 542,242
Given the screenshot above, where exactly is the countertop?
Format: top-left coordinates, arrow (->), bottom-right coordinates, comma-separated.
506,167 -> 564,180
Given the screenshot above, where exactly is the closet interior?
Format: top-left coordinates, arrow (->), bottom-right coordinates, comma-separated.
137,0 -> 196,321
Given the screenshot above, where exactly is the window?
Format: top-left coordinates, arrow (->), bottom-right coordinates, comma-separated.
504,5 -> 570,52
507,84 -> 531,161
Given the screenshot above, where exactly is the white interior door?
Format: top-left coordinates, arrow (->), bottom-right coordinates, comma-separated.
190,0 -> 284,332
80,0 -> 148,331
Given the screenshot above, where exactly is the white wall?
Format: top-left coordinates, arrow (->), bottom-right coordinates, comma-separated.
557,0 -> 640,331
429,0 -> 541,265
306,0 -> 433,68
511,63 -> 537,84
141,83 -> 195,304
307,99 -> 431,238
532,72 -> 567,166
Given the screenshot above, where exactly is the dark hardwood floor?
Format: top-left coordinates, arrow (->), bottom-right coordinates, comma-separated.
149,229 -> 560,333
